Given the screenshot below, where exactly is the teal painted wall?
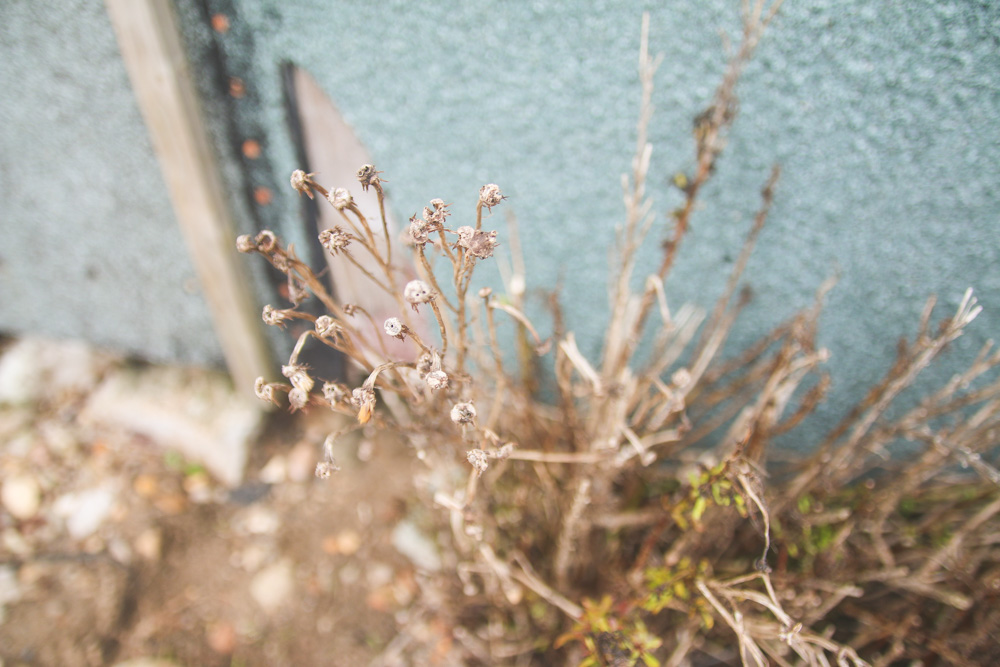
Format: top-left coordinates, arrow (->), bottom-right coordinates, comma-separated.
2,1 -> 998,441
0,1 -> 224,364
184,0 -> 1000,436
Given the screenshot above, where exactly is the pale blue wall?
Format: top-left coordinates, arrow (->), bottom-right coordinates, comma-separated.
182,0 -> 1000,435
0,1 -> 224,364
2,1 -> 998,439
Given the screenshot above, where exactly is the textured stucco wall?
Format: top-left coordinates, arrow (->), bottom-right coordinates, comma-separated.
1,1 -> 997,442
183,0 -> 1000,437
0,1 -> 224,365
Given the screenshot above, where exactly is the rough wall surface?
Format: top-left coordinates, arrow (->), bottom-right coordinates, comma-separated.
1,1 -> 998,441
185,0 -> 1000,437
0,1 -> 224,365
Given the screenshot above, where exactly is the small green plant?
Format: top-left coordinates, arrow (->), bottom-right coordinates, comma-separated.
237,2 -> 1000,664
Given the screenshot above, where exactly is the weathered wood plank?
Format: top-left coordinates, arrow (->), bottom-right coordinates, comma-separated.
105,0 -> 271,399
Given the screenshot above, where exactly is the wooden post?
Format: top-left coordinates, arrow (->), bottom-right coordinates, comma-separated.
105,0 -> 271,399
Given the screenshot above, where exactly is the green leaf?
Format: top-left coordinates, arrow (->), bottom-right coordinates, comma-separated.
691,496 -> 708,522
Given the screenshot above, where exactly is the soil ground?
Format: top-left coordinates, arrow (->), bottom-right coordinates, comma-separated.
0,340 -> 431,667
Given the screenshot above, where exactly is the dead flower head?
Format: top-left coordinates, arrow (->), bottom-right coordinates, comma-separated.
315,460 -> 341,479
262,304 -> 288,327
254,377 -> 279,405
357,164 -> 383,192
404,280 -> 434,309
254,230 -> 278,253
319,226 -> 352,254
327,187 -> 354,210
456,226 -> 499,259
282,364 -> 314,394
322,381 -> 348,406
408,215 -> 430,245
288,387 -> 309,411
426,198 -> 451,225
467,449 -> 489,475
451,401 -> 477,425
236,234 -> 256,253
425,370 -> 449,390
383,317 -> 404,338
479,183 -> 504,211
290,169 -> 315,198
352,387 -> 376,424
315,315 -> 340,338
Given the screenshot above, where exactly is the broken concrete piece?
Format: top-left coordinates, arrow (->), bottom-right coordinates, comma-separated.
79,365 -> 263,486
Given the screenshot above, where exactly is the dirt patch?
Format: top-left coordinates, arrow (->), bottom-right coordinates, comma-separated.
0,341 -> 426,667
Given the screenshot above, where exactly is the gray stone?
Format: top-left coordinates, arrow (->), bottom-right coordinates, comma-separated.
391,520 -> 442,572
249,558 -> 295,614
79,365 -> 263,486
1,474 -> 42,520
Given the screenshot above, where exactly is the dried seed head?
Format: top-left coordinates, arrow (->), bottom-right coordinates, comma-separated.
356,164 -> 382,192
236,234 -> 256,253
262,305 -> 288,327
254,377 -> 278,405
282,364 -> 314,394
327,187 -> 354,210
315,460 -> 341,479
456,226 -> 499,259
254,230 -> 277,252
319,226 -> 352,254
287,276 -> 308,305
408,216 -> 429,245
425,370 -> 449,390
416,352 -> 434,376
478,183 -> 504,211
352,387 -> 376,424
322,381 -> 348,405
671,368 -> 692,388
288,387 -> 309,411
450,401 -> 477,425
478,287 -> 492,299
290,169 -> 315,198
425,199 -> 451,226
467,449 -> 489,475
403,280 -> 433,308
315,315 -> 340,338
383,317 -> 403,338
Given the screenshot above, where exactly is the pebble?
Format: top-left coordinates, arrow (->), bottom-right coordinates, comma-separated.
133,474 -> 159,498
134,527 -> 162,561
2,528 -> 32,557
207,621 -> 237,654
287,442 -> 315,482
2,474 -> 42,520
0,564 -> 22,621
78,365 -> 262,487
0,338 -> 111,406
391,520 -> 442,571
258,455 -> 287,484
249,558 -> 295,614
53,483 -> 117,539
321,529 -> 361,556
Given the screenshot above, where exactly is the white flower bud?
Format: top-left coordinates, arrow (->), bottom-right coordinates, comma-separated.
327,187 -> 353,210
450,402 -> 477,425
467,449 -> 489,474
425,370 -> 448,390
383,317 -> 403,338
479,183 -> 504,210
404,280 -> 433,307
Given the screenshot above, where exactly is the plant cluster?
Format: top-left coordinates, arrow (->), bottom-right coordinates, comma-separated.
237,2 -> 1000,664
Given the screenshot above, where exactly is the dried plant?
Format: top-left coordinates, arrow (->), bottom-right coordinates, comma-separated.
237,2 -> 1000,664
